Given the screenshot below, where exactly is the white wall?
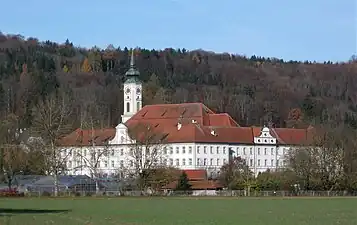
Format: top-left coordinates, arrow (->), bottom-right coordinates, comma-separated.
61,126 -> 298,178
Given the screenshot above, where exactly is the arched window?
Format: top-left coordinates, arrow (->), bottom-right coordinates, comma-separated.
126,102 -> 130,112
137,101 -> 140,110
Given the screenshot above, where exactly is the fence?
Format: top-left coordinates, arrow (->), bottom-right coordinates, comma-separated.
22,188 -> 357,198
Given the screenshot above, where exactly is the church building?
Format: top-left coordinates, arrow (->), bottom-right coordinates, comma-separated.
59,50 -> 313,177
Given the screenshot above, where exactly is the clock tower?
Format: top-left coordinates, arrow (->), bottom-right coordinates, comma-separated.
121,49 -> 142,123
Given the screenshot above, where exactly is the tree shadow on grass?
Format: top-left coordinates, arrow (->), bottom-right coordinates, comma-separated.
0,208 -> 71,216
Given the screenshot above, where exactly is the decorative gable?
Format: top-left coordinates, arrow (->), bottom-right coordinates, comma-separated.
108,123 -> 133,145
254,127 -> 276,145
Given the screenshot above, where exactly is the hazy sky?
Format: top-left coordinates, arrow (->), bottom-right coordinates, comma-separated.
1,0 -> 356,62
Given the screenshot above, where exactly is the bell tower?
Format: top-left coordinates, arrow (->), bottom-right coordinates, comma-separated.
121,49 -> 142,123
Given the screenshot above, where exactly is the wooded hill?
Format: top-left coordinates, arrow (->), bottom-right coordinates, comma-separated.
0,32 -> 357,130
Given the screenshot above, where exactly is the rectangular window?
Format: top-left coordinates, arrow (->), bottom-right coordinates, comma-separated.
216,159 -> 220,166
264,159 -> 267,166
182,158 -> 186,166
175,159 -> 179,166
182,146 -> 186,154
111,160 -> 115,167
210,146 -> 213,154
189,146 -> 192,154
271,148 -> 274,155
250,159 -> 253,166
216,147 -> 220,154
243,147 -> 246,155
104,161 -> 108,167
210,158 -> 213,165
258,148 -> 260,155
203,158 -> 207,165
120,149 -> 124,156
189,158 -> 192,165
169,158 -> 173,166
264,148 -> 267,155
197,146 -> 200,154
170,147 -> 173,154
223,147 -> 226,154
258,159 -> 260,166
163,147 -> 167,154
204,146 -> 207,154
111,149 -> 115,156
120,160 -> 124,168
197,158 -> 200,166
250,148 -> 253,155
176,147 -> 179,154
271,159 -> 274,166
277,160 -> 280,166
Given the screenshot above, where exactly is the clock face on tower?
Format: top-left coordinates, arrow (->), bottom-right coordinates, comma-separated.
136,88 -> 141,94
125,88 -> 131,94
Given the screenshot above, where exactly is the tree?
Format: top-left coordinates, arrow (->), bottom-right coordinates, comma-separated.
63,65 -> 69,73
123,123 -> 169,190
2,146 -> 27,189
219,157 -> 253,195
0,114 -> 28,189
31,89 -> 73,196
74,141 -> 112,194
175,171 -> 191,191
81,58 -> 92,73
287,126 -> 345,191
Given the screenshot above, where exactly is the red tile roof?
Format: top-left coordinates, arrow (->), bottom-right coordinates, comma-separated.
183,169 -> 207,180
59,102 -> 314,146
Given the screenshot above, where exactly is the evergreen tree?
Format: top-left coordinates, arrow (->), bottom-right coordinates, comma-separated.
175,171 -> 192,191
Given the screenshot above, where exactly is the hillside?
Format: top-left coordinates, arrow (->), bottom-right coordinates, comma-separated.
0,33 -> 357,130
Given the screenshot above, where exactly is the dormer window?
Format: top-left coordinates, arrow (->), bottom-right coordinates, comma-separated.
192,119 -> 197,124
177,122 -> 182,130
211,130 -> 217,136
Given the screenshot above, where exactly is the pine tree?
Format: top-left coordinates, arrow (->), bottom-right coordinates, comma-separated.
175,171 -> 192,191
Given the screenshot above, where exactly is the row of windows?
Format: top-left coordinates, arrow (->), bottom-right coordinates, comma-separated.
164,146 -> 228,155
249,159 -> 285,167
162,158 -> 228,167
237,147 -> 286,156
68,159 -> 133,169
65,149 -> 126,158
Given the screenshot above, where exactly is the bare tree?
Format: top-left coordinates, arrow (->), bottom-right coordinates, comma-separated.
219,156 -> 253,195
0,114 -> 29,189
74,143 -> 112,194
122,123 -> 169,190
287,126 -> 344,191
31,89 -> 73,196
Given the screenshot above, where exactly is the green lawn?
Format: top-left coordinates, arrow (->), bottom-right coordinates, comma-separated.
0,197 -> 356,225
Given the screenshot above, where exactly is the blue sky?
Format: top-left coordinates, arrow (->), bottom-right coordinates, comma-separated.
1,0 -> 356,62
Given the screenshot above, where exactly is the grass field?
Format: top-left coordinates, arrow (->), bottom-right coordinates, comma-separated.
0,197 -> 356,225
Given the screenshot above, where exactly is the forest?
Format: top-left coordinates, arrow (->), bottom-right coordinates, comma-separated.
0,32 -> 357,192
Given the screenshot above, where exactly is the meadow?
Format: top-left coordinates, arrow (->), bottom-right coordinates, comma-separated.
0,197 -> 356,225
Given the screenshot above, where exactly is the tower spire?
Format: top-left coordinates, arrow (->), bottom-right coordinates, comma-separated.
130,48 -> 135,68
